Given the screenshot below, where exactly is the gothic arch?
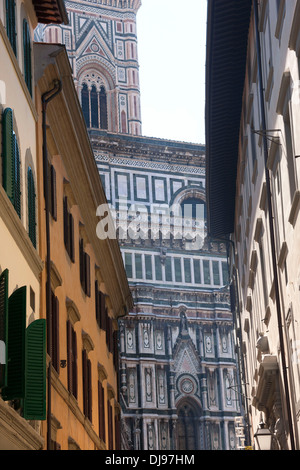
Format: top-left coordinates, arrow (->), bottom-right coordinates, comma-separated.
77,62 -> 118,132
176,398 -> 202,450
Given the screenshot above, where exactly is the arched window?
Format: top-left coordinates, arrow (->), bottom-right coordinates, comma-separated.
99,86 -> 108,130
23,19 -> 32,95
27,166 -> 36,248
6,0 -> 17,56
177,402 -> 199,450
81,83 -> 90,127
2,108 -> 21,218
81,83 -> 108,130
181,197 -> 206,220
90,85 -> 99,128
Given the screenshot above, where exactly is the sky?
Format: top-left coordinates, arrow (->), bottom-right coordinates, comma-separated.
136,0 -> 207,145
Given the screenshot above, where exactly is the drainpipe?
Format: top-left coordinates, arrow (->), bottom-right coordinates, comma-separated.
253,0 -> 295,450
42,80 -> 62,451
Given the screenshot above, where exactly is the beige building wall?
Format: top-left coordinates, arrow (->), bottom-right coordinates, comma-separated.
231,0 -> 300,450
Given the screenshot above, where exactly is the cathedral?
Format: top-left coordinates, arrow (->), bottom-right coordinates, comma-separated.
37,0 -> 243,450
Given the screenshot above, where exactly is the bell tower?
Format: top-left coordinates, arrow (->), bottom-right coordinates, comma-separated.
40,0 -> 142,135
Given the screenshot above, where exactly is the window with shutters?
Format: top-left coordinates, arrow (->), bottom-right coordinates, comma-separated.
6,0 -> 17,56
23,19 -> 32,96
27,167 -> 36,248
79,239 -> 91,296
51,291 -> 59,372
0,276 -> 46,419
0,270 -> 9,389
98,379 -> 106,442
95,280 -> 107,330
115,413 -> 121,450
23,319 -> 46,420
107,399 -> 114,449
50,164 -> 57,220
82,349 -> 92,421
2,109 -> 21,218
106,315 -> 113,354
63,196 -> 74,261
67,320 -> 78,398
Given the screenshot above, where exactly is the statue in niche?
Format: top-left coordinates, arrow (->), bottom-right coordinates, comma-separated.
179,311 -> 188,335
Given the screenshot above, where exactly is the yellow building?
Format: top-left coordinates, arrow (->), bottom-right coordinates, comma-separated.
0,0 -> 66,450
0,0 -> 132,450
35,42 -> 133,450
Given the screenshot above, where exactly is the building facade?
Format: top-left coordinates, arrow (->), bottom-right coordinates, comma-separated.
40,0 -> 243,450
0,0 -> 66,450
0,0 -> 132,451
35,43 -> 132,450
90,130 -> 242,450
36,0 -> 142,136
206,0 -> 300,450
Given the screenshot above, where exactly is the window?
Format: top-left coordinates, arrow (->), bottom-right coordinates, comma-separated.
145,255 -> 152,280
2,108 -> 21,218
50,292 -> 59,372
284,110 -> 297,202
174,258 -> 182,283
98,380 -> 106,442
184,258 -> 191,283
67,320 -> 77,398
81,83 -> 108,130
155,256 -> 162,281
181,197 -> 206,220
193,259 -> 201,284
79,239 -> 90,296
124,253 -> 133,278
81,83 -> 90,127
23,19 -> 32,95
6,0 -> 17,56
107,399 -> 113,449
49,164 -> 57,220
63,196 -> 74,261
27,167 -> 36,248
212,261 -> 220,285
203,260 -> 211,285
0,272 -> 46,420
95,280 -> 107,330
165,257 -> 172,282
82,349 -> 92,421
135,254 -> 142,279
91,85 -> 99,128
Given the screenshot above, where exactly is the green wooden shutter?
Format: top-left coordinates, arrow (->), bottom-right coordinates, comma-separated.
2,108 -> 14,203
24,319 -> 46,420
0,270 -> 9,388
6,0 -> 17,56
2,286 -> 26,400
27,167 -> 36,248
23,19 -> 32,96
13,134 -> 21,218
